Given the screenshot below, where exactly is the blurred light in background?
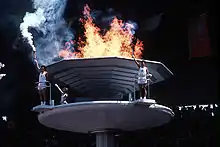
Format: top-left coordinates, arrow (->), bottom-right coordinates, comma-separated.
2,116 -> 7,121
177,104 -> 218,117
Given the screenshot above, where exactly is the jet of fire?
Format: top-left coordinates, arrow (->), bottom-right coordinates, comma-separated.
59,5 -> 143,58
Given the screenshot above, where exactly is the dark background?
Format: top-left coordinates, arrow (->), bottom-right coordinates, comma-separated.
0,0 -> 218,142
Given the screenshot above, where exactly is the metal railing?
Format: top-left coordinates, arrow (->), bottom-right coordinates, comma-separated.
35,81 -> 52,105
133,75 -> 137,101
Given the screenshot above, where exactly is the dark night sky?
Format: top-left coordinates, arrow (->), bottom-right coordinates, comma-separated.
0,0 -> 218,120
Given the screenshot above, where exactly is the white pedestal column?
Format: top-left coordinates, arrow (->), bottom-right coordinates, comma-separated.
96,132 -> 115,147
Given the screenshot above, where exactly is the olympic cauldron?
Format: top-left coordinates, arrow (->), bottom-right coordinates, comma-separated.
46,56 -> 173,99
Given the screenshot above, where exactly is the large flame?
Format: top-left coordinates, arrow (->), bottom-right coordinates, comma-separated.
59,5 -> 144,58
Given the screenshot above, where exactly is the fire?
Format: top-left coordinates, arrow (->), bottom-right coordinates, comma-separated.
59,5 -> 144,58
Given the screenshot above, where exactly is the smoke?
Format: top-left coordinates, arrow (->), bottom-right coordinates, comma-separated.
90,8 -> 138,35
142,13 -> 163,31
20,0 -> 74,65
20,8 -> 45,52
90,8 -> 121,28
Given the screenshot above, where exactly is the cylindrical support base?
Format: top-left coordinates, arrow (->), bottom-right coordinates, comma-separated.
96,132 -> 115,147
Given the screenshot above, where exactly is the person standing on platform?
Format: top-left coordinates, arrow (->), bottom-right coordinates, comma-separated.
34,51 -> 49,105
132,54 -> 152,99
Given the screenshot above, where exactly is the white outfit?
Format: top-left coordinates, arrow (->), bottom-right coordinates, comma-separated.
38,72 -> 47,90
61,93 -> 68,104
137,67 -> 148,84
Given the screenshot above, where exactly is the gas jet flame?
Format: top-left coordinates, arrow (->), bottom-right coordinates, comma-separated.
59,5 -> 144,58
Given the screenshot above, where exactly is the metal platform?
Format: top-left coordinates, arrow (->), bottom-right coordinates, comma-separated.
47,57 -> 173,99
38,100 -> 174,133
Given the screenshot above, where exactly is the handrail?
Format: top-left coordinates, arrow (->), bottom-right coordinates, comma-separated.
35,81 -> 50,84
133,75 -> 137,101
35,81 -> 52,105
